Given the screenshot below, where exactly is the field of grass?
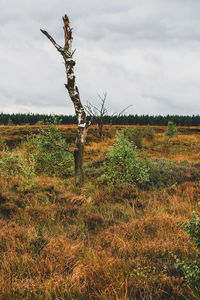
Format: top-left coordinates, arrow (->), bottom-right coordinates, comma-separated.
0,124 -> 200,299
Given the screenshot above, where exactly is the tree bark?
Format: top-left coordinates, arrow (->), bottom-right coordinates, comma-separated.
97,121 -> 103,138
74,144 -> 84,186
41,15 -> 89,186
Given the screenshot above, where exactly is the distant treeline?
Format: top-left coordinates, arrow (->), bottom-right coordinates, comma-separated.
0,113 -> 200,126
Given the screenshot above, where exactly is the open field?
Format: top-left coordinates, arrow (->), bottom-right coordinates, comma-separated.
0,125 -> 200,299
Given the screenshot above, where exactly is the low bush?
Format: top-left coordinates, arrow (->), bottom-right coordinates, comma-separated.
0,150 -> 36,191
143,126 -> 155,142
142,158 -> 200,189
22,123 -> 73,177
34,126 -> 73,177
101,131 -> 149,186
165,121 -> 177,137
0,151 -> 22,178
123,127 -> 144,148
175,205 -> 200,295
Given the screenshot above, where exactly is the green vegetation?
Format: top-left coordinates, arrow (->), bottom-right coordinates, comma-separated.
31,124 -> 73,177
143,125 -> 155,141
123,127 -> 144,148
175,205 -> 200,296
143,159 -> 200,189
165,121 -> 177,137
102,131 -> 149,186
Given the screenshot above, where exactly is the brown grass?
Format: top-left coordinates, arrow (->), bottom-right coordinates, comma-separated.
0,125 -> 199,299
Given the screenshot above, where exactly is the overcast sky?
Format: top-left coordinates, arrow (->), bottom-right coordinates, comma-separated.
1,0 -> 200,115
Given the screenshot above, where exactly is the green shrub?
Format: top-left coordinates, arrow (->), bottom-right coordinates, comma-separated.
18,155 -> 37,191
123,127 -> 144,148
0,150 -> 36,191
165,121 -> 177,137
175,205 -> 200,294
20,118 -> 73,177
101,131 -> 149,186
143,126 -> 155,142
0,151 -> 21,178
33,124 -> 73,177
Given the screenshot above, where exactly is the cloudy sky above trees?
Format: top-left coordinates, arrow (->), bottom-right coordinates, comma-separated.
1,0 -> 200,115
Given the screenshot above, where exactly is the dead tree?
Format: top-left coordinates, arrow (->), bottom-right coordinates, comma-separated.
85,93 -> 108,138
86,93 -> 132,137
41,15 -> 90,186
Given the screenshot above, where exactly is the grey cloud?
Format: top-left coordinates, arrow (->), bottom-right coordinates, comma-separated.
0,0 -> 200,115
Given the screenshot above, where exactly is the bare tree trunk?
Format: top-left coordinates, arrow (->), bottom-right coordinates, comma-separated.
74,144 -> 84,185
97,121 -> 103,138
41,15 -> 89,186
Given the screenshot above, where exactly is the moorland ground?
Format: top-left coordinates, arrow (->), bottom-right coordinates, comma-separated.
0,124 -> 200,299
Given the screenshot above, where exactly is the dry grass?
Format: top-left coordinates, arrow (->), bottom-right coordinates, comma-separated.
0,125 -> 199,299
